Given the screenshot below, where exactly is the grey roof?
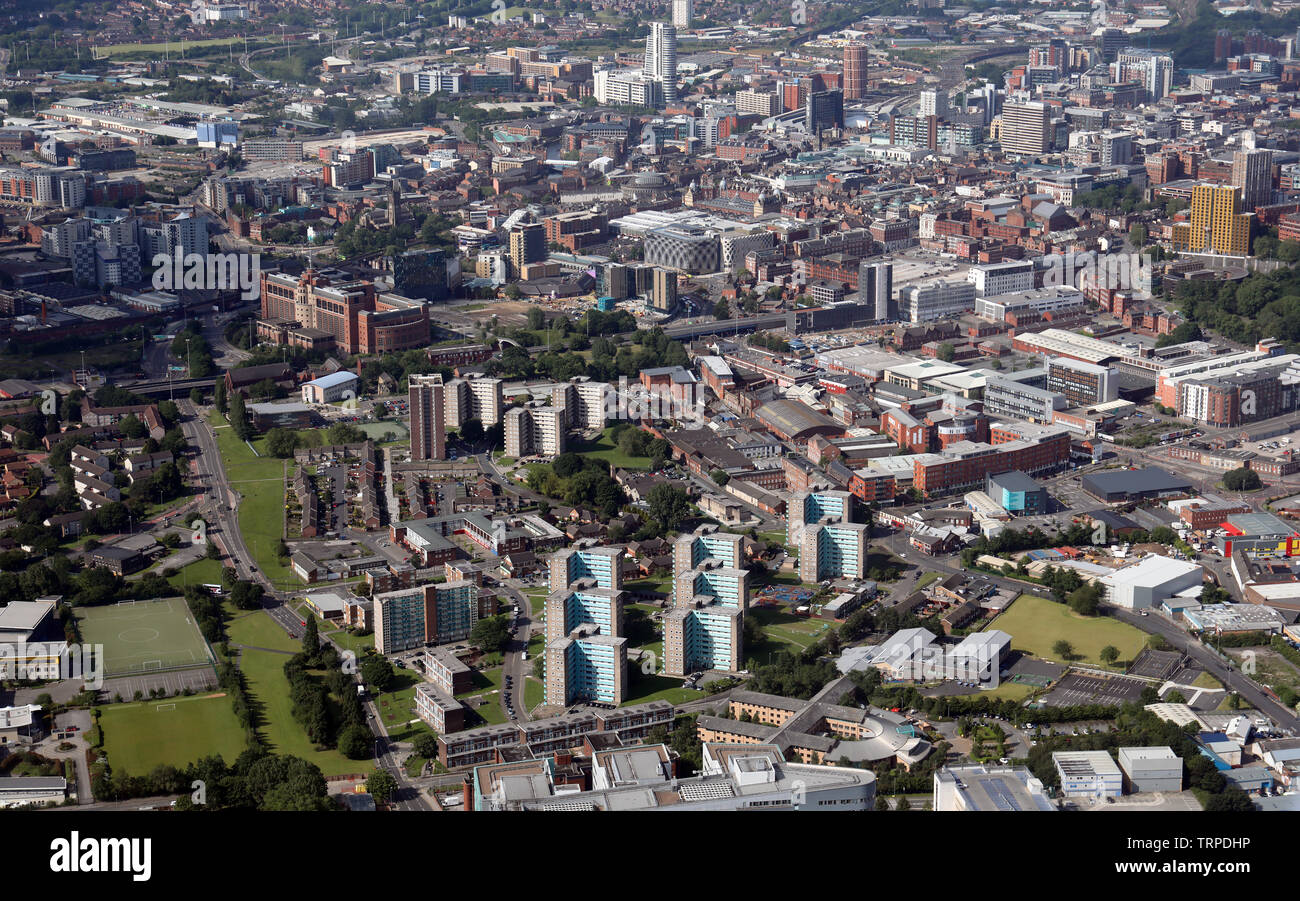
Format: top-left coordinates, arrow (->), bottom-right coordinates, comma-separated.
1082,467 -> 1192,497
987,470 -> 1042,492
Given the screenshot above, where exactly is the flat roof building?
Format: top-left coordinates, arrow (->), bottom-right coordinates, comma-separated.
1116,746 -> 1183,793
1101,554 -> 1204,611
933,765 -> 1056,811
1052,750 -> 1123,798
1082,467 -> 1193,503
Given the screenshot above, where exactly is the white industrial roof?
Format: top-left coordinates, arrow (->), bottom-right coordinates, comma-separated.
1101,554 -> 1201,589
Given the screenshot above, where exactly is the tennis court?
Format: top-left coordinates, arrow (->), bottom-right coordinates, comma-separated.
76,598 -> 214,676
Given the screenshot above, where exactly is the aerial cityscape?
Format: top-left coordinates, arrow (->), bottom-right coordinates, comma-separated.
0,0 -> 1299,843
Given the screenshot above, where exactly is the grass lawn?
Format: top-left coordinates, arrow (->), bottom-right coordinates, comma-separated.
1193,670 -> 1224,690
916,572 -> 942,590
524,589 -> 549,616
358,421 -> 408,442
166,556 -> 226,592
524,676 -> 544,711
750,607 -> 831,652
625,575 -> 674,599
208,410 -> 296,586
375,670 -> 432,742
236,475 -> 295,589
225,606 -> 298,653
455,666 -> 506,726
985,594 -> 1147,668
623,670 -> 698,706
328,629 -> 375,655
982,681 -> 1036,702
568,427 -> 654,470
237,643 -> 371,777
100,694 -> 246,776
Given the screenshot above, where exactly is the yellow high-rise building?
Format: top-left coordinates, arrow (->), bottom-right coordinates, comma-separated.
1171,183 -> 1252,256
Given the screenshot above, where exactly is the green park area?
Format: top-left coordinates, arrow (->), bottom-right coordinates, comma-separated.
166,557 -> 226,592
224,607 -> 372,777
749,607 -> 832,653
99,694 -> 246,777
985,593 -> 1147,668
568,427 -> 654,470
374,670 -> 432,743
525,676 -> 544,712
455,665 -> 507,726
623,670 -> 699,706
207,410 -> 296,588
357,421 -> 408,443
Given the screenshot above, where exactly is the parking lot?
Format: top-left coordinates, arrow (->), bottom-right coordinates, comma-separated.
1040,672 -> 1148,708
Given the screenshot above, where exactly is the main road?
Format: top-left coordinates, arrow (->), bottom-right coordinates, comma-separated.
182,399 -> 433,808
180,398 -> 270,593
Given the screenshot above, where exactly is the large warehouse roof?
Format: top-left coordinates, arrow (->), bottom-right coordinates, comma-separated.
1082,467 -> 1192,499
756,399 -> 843,441
1102,554 -> 1202,590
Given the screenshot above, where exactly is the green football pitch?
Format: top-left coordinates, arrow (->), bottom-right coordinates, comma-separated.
76,598 -> 214,676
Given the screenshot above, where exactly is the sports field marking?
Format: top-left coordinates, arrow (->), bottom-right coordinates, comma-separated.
119,628 -> 161,643
156,703 -> 176,711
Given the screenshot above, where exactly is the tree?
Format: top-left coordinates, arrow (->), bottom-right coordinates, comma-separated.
1100,645 -> 1120,665
461,418 -> 484,444
119,414 -> 146,440
1129,223 -> 1148,247
214,380 -> 228,416
895,796 -> 911,810
1223,467 -> 1261,491
301,615 -> 319,658
412,732 -> 440,759
936,342 -> 955,362
710,469 -> 731,487
713,299 -> 731,320
527,306 -> 546,331
360,655 -> 395,693
1052,639 -> 1074,661
230,580 -> 264,610
1067,583 -> 1101,616
1204,789 -> 1257,812
337,724 -> 371,760
647,482 -> 692,532
229,392 -> 253,441
190,387 -> 205,406
264,427 -> 299,458
366,769 -> 398,804
470,615 -> 511,653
